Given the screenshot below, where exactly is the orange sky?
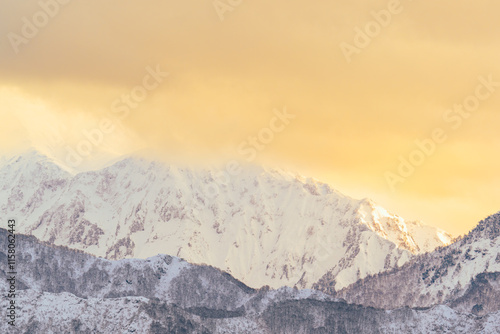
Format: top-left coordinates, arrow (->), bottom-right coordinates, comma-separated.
1,0 -> 499,236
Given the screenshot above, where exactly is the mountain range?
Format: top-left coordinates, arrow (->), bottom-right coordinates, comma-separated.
1,150 -> 499,333
1,226 -> 499,333
0,150 -> 452,291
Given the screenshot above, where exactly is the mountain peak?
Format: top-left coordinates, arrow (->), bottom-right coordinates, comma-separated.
4,148 -> 49,163
1,149 -> 72,175
356,197 -> 452,253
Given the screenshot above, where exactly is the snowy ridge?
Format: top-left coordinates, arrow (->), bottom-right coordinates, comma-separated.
357,198 -> 451,253
0,150 -> 451,290
333,212 -> 500,315
0,227 -> 256,313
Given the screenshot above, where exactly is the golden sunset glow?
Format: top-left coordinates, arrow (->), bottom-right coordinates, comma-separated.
1,0 -> 500,235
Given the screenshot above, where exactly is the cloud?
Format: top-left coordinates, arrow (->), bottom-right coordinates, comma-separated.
0,0 -> 499,234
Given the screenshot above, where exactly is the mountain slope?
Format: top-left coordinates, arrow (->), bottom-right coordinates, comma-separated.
331,212 -> 500,314
4,290 -> 500,334
0,150 -> 451,290
0,228 -> 255,312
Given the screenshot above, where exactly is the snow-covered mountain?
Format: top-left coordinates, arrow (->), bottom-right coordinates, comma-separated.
0,150 -> 452,290
1,228 -> 498,334
6,290 -> 500,334
332,212 -> 500,315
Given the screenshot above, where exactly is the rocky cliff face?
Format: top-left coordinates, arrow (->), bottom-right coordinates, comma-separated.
1,228 -> 499,334
0,150 -> 451,291
331,212 -> 500,315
